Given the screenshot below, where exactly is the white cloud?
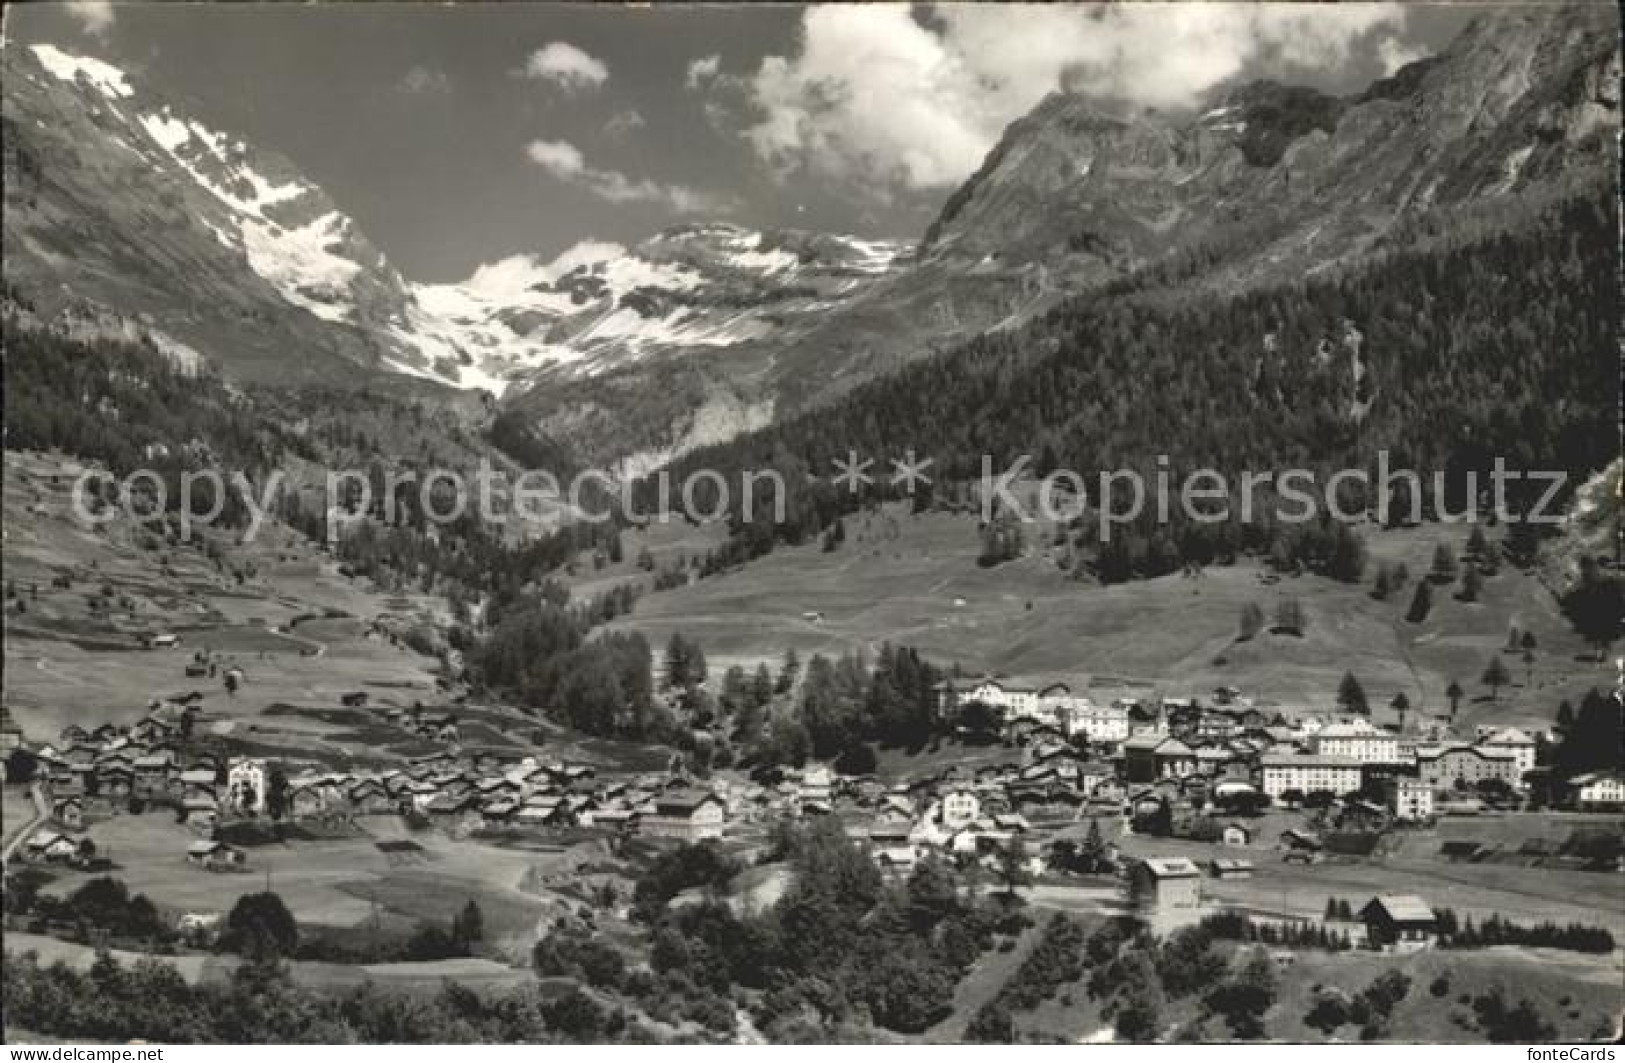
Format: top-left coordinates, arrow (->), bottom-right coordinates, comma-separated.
65,0 -> 115,36
1376,34 -> 1431,76
526,138 -> 728,214
519,41 -> 609,93
715,3 -> 1410,194
685,54 -> 722,90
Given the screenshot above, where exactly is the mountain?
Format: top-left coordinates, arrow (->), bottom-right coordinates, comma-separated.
920,4 -> 1620,279
510,4 -> 1620,471
1,43 -> 907,404
3,5 -> 1619,476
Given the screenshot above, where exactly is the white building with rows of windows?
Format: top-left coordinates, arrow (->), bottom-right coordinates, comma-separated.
1259,754 -> 1364,799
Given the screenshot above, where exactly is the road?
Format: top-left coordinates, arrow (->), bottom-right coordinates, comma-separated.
1,782 -> 49,868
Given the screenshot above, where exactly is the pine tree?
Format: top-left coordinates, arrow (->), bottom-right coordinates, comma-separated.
1405,579 -> 1433,623
1238,602 -> 1265,640
1481,656 -> 1510,701
1445,680 -> 1464,718
1336,672 -> 1368,715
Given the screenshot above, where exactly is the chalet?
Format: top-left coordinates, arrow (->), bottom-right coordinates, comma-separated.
589,807 -> 640,832
426,792 -> 480,829
517,798 -> 571,827
52,797 -> 85,830
1359,894 -> 1437,952
146,633 -> 180,649
348,779 -> 394,814
290,785 -> 327,819
133,752 -> 175,791
640,789 -> 726,840
1208,858 -> 1254,880
25,830 -> 78,862
1280,828 -> 1324,855
340,692 -> 370,708
180,794 -> 219,828
186,840 -> 247,870
1571,771 -> 1625,811
480,797 -> 519,825
1193,746 -> 1234,775
96,765 -> 134,798
1221,823 -> 1252,847
1127,858 -> 1203,922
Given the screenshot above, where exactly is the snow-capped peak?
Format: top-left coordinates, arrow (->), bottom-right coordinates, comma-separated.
31,44 -> 133,99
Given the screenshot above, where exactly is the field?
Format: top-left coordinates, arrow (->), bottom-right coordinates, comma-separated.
1,931 -> 533,996
610,500 -> 1612,732
41,809 -> 599,962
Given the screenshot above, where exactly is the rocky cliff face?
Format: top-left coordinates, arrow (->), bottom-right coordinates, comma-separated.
918,4 -> 1620,284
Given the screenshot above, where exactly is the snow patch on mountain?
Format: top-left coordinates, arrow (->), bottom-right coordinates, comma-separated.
31,44 -> 132,99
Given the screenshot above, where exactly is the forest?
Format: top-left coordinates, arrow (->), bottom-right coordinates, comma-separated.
642,190 -> 1618,585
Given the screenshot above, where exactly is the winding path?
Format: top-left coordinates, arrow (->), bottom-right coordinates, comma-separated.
1,782 -> 49,869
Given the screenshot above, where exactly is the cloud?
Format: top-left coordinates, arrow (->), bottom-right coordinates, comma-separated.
1376,34 -> 1431,76
709,3 -> 1410,194
397,64 -> 452,96
65,0 -> 115,36
519,41 -> 609,93
604,108 -> 647,140
525,138 -> 729,214
685,54 -> 722,90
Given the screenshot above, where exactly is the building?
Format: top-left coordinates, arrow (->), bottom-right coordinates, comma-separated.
186,840 -> 247,869
1258,754 -> 1363,800
1127,857 -> 1203,927
934,677 -> 1038,720
1571,771 -> 1625,811
1123,735 -> 1197,783
640,789 -> 726,840
1416,745 -> 1520,790
1062,700 -> 1131,745
24,831 -> 78,862
1359,894 -> 1438,952
938,788 -> 982,831
1311,720 -> 1402,763
1477,728 -> 1537,779
1385,777 -> 1435,822
1208,858 -> 1254,880
1221,823 -> 1253,847
225,757 -> 268,815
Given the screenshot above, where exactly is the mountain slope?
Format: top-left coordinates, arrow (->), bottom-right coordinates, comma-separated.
510,3 -> 1620,472
4,4 -> 1619,477
2,43 -> 910,401
919,3 -> 1620,278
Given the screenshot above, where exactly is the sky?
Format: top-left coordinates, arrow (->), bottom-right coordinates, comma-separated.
8,2 -> 1485,282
